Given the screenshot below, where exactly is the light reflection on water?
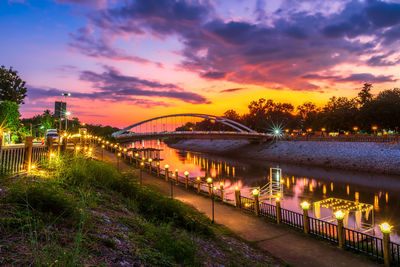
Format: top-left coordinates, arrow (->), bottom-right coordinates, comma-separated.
133,140 -> 400,243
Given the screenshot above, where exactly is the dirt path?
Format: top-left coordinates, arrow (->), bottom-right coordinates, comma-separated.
96,148 -> 380,267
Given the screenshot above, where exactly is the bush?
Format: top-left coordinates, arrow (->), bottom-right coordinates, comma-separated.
7,179 -> 78,219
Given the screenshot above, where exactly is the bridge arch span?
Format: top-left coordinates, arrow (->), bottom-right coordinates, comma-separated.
112,113 -> 255,137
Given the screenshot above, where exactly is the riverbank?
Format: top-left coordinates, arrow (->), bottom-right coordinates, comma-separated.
168,139 -> 400,175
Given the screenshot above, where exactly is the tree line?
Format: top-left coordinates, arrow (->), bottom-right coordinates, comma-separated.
178,83 -> 400,134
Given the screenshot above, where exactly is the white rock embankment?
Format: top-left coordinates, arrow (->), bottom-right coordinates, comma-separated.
170,139 -> 400,175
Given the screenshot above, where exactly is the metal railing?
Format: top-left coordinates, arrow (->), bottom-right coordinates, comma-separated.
113,145 -> 400,266
309,217 -> 338,243
285,135 -> 399,143
281,208 -> 303,230
391,242 -> 400,265
344,228 -> 383,260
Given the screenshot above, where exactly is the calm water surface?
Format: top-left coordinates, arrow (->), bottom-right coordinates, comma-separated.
134,140 -> 400,243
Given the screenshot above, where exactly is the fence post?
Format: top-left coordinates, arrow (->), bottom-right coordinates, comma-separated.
196,177 -> 201,193
175,169 -> 179,185
148,158 -> 152,173
165,165 -> 169,182
219,182 -> 224,201
24,136 -> 33,172
253,189 -> 260,216
301,201 -> 310,233
380,223 -> 392,267
276,198 -> 281,224
184,171 -> 189,190
235,187 -> 241,208
47,136 -> 54,158
334,210 -> 345,248
157,162 -> 160,177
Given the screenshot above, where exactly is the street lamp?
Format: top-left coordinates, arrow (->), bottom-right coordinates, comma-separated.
207,177 -> 214,223
372,125 -> 378,135
62,93 -> 71,131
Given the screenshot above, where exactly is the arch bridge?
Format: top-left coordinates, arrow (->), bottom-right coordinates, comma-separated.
112,113 -> 272,143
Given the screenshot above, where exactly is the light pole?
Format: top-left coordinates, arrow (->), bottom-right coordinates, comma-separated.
101,144 -> 105,160
207,177 -> 214,223
62,93 -> 70,131
117,152 -> 121,172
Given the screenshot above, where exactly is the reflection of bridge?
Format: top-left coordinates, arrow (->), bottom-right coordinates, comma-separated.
112,113 -> 273,143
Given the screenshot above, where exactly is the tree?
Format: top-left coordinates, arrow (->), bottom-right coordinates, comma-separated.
357,83 -> 373,107
359,88 -> 400,130
224,109 -> 241,122
0,65 -> 27,104
0,100 -> 21,132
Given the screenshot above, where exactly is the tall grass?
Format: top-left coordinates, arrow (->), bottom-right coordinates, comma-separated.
57,155 -> 214,236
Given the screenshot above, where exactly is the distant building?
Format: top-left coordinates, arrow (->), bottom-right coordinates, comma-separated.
54,101 -> 66,118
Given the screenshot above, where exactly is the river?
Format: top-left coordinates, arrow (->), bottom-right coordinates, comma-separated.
133,140 -> 400,243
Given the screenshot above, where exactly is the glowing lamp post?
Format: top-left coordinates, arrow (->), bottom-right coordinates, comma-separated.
380,222 -> 392,267
135,153 -> 139,167
140,162 -> 144,185
335,210 -> 345,248
75,145 -> 80,155
117,152 -> 121,171
219,181 -> 224,201
175,169 -> 179,185
123,148 -> 127,160
196,177 -> 201,193
252,189 -> 260,216
207,177 -> 213,197
101,144 -> 105,160
164,164 -> 169,182
184,171 -> 189,190
301,201 -> 310,234
353,126 -> 359,134
148,158 -> 153,173
206,178 -> 215,223
372,125 -> 378,136
156,162 -> 160,177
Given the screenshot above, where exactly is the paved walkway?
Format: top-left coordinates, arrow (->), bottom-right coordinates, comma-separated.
96,148 -> 380,267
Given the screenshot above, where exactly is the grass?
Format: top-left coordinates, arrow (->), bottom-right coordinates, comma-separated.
0,153 -> 278,266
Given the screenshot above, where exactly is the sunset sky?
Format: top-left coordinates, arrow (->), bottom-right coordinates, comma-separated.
2,0 -> 400,127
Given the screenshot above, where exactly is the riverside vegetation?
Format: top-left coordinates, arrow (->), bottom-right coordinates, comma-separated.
0,155 -> 280,266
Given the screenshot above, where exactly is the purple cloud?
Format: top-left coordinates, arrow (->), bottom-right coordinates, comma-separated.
220,88 -> 245,93
68,0 -> 400,92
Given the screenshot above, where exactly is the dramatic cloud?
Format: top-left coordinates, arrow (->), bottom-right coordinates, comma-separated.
74,0 -> 400,92
27,66 -> 209,105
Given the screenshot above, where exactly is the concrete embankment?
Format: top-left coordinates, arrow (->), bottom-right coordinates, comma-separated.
168,139 -> 400,175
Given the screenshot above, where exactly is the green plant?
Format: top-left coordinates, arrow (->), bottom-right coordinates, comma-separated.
7,178 -> 78,219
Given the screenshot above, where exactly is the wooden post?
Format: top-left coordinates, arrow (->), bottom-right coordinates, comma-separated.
208,183 -> 212,197
276,199 -> 281,224
185,172 -> 189,190
220,183 -> 224,201
24,136 -> 33,172
303,209 -> 310,234
254,193 -> 260,216
129,154 -> 132,164
165,167 -> 169,182
197,180 -> 201,193
175,170 -> 179,185
47,136 -> 54,158
383,232 -> 391,267
235,188 -> 241,208
337,219 -> 344,248
157,163 -> 160,177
